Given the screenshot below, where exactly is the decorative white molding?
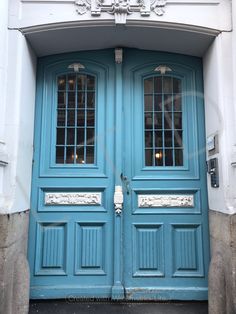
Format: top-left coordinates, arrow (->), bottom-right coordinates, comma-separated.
154,65 -> 172,74
75,0 -> 167,24
138,194 -> 194,208
74,0 -> 220,24
151,0 -> 166,16
114,185 -> 123,215
45,192 -> 102,205
21,0 -> 220,3
68,63 -> 85,72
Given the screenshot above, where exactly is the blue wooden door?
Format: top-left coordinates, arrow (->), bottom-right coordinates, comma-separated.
29,49 -> 209,300
122,50 -> 209,300
28,50 -> 116,299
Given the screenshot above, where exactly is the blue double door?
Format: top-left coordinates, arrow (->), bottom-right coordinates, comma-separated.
29,49 -> 209,300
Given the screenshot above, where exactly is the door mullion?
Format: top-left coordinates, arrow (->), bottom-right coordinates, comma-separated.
112,49 -> 125,300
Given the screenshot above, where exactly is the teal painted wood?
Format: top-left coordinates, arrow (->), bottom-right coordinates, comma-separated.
29,48 -> 209,300
111,60 -> 125,299
122,49 -> 209,300
28,50 -> 116,299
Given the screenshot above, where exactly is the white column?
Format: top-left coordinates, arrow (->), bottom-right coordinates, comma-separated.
0,0 -> 9,208
203,27 -> 236,214
230,0 -> 236,213
0,0 -> 37,214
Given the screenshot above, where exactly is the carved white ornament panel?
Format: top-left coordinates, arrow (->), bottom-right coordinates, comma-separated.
45,192 -> 102,205
75,0 -> 167,24
138,194 -> 194,208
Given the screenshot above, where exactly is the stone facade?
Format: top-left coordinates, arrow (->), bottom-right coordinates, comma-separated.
0,210 -> 29,314
209,210 -> 236,314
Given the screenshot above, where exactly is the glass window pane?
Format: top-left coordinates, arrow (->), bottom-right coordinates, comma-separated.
145,131 -> 153,148
164,95 -> 172,111
58,92 -> 66,108
145,112 -> 153,129
155,131 -> 163,147
87,128 -> 95,145
174,112 -> 182,129
77,110 -> 85,127
87,92 -> 95,109
154,112 -> 162,129
87,75 -> 95,90
163,77 -> 172,93
174,130 -> 183,147
68,92 -> 75,108
173,78 -> 181,93
154,95 -> 162,111
87,110 -> 95,127
78,92 -> 85,109
68,74 -> 76,90
155,149 -> 163,166
56,73 -> 96,165
77,128 -> 85,146
78,75 -> 86,90
165,131 -> 173,147
67,128 -> 75,145
66,146 -> 74,164
67,110 -> 75,126
145,149 -> 153,166
58,75 -> 66,90
165,149 -> 173,166
86,146 -> 94,164
174,95 -> 182,111
57,110 -> 66,126
143,75 -> 183,168
56,128 -> 65,145
175,149 -> 183,166
56,147 -> 64,163
154,77 -> 162,93
144,95 -> 153,111
76,146 -> 85,164
164,112 -> 172,129
144,78 -> 153,93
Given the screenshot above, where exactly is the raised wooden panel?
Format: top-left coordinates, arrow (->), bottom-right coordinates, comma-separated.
133,224 -> 164,277
171,224 -> 204,277
35,222 -> 67,275
75,223 -> 106,275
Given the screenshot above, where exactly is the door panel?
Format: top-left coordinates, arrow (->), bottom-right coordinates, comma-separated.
29,49 -> 209,300
29,51 -> 116,298
122,50 -> 209,300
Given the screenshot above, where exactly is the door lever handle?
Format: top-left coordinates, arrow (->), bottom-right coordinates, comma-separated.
120,173 -> 130,195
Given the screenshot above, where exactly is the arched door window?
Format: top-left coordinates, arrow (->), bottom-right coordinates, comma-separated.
55,73 -> 96,164
144,76 -> 183,167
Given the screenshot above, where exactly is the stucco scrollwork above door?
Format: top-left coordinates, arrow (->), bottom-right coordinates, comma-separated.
75,0 -> 166,24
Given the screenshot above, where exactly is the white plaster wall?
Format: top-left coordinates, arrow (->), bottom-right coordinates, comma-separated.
229,0 -> 236,213
0,29 -> 36,214
203,29 -> 236,214
9,0 -> 231,32
0,0 -> 10,211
